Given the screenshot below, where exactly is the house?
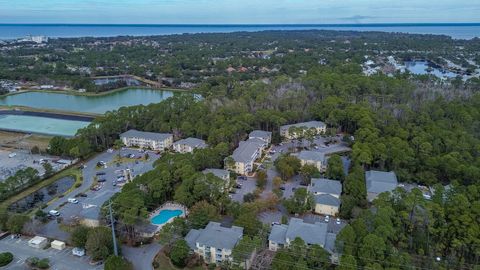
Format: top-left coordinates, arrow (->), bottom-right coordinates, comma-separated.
294,151 -> 326,172
185,222 -> 243,264
226,139 -> 264,175
249,130 -> 272,145
365,170 -> 398,202
309,178 -> 342,216
120,129 -> 173,151
203,168 -> 231,190
280,121 -> 326,139
268,218 -> 328,252
173,137 -> 207,153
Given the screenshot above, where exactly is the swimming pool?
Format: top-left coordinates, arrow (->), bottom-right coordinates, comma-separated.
151,209 -> 183,225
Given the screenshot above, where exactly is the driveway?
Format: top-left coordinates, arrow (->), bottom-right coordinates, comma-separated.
230,177 -> 257,203
122,243 -> 162,270
0,236 -> 101,270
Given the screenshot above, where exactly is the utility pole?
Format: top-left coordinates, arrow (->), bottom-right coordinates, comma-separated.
108,200 -> 118,256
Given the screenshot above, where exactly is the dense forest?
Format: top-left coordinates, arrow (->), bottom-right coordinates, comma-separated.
7,30 -> 479,269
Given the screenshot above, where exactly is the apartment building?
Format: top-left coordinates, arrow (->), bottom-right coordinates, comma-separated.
120,129 -> 173,151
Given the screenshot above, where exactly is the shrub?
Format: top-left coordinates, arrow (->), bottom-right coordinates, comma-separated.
0,252 -> 13,267
104,255 -> 133,270
74,182 -> 82,188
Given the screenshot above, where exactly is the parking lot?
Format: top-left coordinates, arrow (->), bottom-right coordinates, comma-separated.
36,148 -> 160,239
0,236 -> 102,270
230,176 -> 257,203
0,149 -> 67,181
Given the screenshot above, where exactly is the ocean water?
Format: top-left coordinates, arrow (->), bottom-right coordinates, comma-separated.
0,23 -> 479,40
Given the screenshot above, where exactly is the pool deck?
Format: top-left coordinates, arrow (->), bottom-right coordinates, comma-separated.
149,202 -> 188,231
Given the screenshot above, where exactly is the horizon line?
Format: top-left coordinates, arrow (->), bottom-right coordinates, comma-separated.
1,22 -> 479,27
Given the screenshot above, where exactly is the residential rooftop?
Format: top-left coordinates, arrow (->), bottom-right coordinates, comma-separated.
249,130 -> 272,139
310,178 -> 342,196
120,129 -> 172,141
280,121 -> 326,130
366,170 -> 398,194
202,168 -> 230,180
269,218 -> 328,247
295,150 -> 325,162
231,140 -> 263,163
314,194 -> 341,207
174,137 -> 207,148
185,222 -> 243,251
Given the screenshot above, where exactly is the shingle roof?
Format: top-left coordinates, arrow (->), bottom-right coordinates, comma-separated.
202,168 -> 230,180
296,151 -> 325,162
285,218 -> 328,246
281,121 -> 326,131
365,170 -> 398,194
120,129 -> 172,141
232,140 -> 262,163
268,224 -> 288,245
314,194 -> 341,207
249,130 -> 272,140
174,137 -> 207,148
186,222 -> 243,251
310,178 -> 342,196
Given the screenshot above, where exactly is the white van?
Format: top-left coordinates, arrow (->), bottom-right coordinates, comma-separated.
67,198 -> 78,204
48,210 -> 60,216
72,247 -> 85,257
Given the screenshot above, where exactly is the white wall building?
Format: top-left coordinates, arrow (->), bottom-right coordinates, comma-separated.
280,121 -> 326,139
120,129 -> 173,151
173,137 -> 207,153
309,178 -> 342,216
185,222 -> 243,264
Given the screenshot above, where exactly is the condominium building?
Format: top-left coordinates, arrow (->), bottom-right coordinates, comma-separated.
185,222 -> 243,264
294,150 -> 327,172
365,170 -> 398,202
226,139 -> 264,175
280,121 -> 326,139
309,178 -> 342,216
120,129 -> 173,151
173,137 -> 207,153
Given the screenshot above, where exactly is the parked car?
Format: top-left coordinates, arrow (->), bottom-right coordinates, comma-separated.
279,186 -> 286,190
325,215 -> 330,223
336,218 -> 341,225
96,172 -> 106,176
238,176 -> 247,180
229,190 -> 236,194
67,198 -> 78,204
49,210 -> 60,216
72,247 -> 85,257
97,178 -> 106,183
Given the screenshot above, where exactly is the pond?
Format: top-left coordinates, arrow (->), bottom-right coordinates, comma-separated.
0,114 -> 90,137
0,88 -> 175,114
404,61 -> 458,79
8,176 -> 75,213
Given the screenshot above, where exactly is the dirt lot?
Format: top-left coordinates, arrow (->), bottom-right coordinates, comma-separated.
0,130 -> 51,151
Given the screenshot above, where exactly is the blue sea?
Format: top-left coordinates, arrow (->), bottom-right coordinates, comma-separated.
0,23 -> 479,40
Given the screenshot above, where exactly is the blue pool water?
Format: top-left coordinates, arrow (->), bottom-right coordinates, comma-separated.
151,209 -> 183,225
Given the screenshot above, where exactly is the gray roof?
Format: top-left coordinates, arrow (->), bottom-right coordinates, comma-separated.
174,137 -> 207,148
231,140 -> 263,163
249,130 -> 272,140
203,168 -> 230,180
310,178 -> 342,196
284,218 -> 328,246
365,170 -> 398,194
120,129 -> 172,141
185,222 -> 243,251
281,121 -> 326,131
314,194 -> 341,207
268,224 -> 288,245
296,151 -> 325,162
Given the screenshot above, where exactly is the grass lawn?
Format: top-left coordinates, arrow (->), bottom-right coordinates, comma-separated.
0,166 -> 82,211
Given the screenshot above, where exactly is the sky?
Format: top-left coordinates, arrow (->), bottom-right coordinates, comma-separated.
0,0 -> 479,24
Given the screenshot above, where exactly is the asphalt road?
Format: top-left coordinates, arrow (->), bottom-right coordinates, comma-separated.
122,243 -> 162,270
0,236 -> 102,270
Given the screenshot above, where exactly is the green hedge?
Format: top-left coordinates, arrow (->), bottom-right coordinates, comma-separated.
0,252 -> 13,267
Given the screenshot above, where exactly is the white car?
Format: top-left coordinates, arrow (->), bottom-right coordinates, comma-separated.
324,215 -> 330,223
49,210 -> 60,216
336,218 -> 341,225
72,247 -> 85,257
67,198 -> 79,204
